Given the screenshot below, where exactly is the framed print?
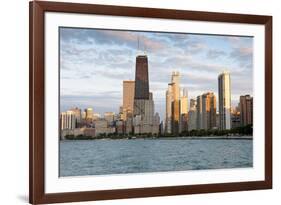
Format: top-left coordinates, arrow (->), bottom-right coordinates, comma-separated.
29,1 -> 272,204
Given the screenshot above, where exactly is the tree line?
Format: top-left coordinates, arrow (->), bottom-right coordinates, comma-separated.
63,124 -> 252,140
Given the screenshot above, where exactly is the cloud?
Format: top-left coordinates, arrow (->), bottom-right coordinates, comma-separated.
97,69 -> 132,80
61,93 -> 121,113
229,46 -> 253,68
206,49 -> 226,59
230,47 -> 253,61
185,42 -> 207,54
221,35 -> 253,69
172,39 -> 207,55
60,27 -> 166,52
60,28 -> 253,120
99,30 -> 166,52
60,28 -> 93,44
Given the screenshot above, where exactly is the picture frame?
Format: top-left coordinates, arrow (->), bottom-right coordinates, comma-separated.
29,1 -> 272,204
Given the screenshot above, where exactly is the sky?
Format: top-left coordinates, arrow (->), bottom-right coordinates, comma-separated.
60,27 -> 253,121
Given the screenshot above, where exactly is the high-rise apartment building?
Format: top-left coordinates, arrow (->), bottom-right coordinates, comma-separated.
165,83 -> 173,134
218,71 -> 231,130
171,72 -> 181,134
165,71 -> 187,134
70,107 -> 82,127
188,99 -> 197,131
201,92 -> 216,130
180,88 -> 188,132
123,80 -> 135,114
180,88 -> 188,114
240,95 -> 253,126
196,93 -> 216,130
196,95 -> 203,129
60,110 -> 76,130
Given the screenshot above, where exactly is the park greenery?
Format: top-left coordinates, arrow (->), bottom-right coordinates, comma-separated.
179,124 -> 253,137
63,124 -> 253,140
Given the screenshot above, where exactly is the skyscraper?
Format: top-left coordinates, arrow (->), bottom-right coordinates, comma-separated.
133,54 -> 158,134
165,83 -> 173,134
123,80 -> 135,113
240,95 -> 253,126
123,80 -> 135,121
134,55 -> 149,100
188,99 -> 197,131
218,71 -> 231,130
180,88 -> 188,114
201,92 -> 216,130
165,71 -> 182,134
134,55 -> 150,117
180,88 -> 188,132
60,110 -> 76,130
196,93 -> 216,130
196,95 -> 203,129
171,72 -> 181,134
69,107 -> 82,127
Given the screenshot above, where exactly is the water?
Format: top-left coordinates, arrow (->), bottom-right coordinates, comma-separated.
59,137 -> 253,177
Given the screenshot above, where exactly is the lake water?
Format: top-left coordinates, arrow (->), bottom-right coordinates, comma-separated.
59,137 -> 253,177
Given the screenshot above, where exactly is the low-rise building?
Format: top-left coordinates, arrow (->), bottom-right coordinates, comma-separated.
60,127 -> 96,139
116,120 -> 125,134
125,115 -> 133,134
83,128 -> 96,137
104,112 -> 115,125
94,119 -> 115,136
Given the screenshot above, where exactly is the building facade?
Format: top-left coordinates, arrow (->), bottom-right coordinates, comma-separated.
218,71 -> 231,130
85,108 -> 94,121
60,110 -> 76,130
94,119 -> 115,136
133,55 -> 158,134
134,55 -> 149,100
196,95 -> 203,130
123,80 -> 135,120
165,72 -> 190,134
188,99 -> 197,131
240,95 -> 253,126
180,88 -> 188,132
104,112 -> 115,125
165,83 -> 173,133
171,72 -> 181,134
201,92 -> 216,130
69,107 -> 82,127
180,88 -> 189,114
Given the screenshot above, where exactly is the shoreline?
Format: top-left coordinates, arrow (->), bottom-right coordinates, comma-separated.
60,135 -> 253,141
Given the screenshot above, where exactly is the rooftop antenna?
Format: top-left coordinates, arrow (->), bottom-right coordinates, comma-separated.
137,35 -> 147,56
137,35 -> 140,51
137,35 -> 141,56
144,39 -> 147,55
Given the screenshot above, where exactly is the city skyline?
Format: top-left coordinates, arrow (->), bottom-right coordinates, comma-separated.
60,27 -> 253,121
60,55 -> 253,136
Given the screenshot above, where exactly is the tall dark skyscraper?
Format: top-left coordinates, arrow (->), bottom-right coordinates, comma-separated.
134,55 -> 149,100
132,54 -> 158,134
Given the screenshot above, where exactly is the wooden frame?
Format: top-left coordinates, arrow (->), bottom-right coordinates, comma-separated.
29,1 -> 272,204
